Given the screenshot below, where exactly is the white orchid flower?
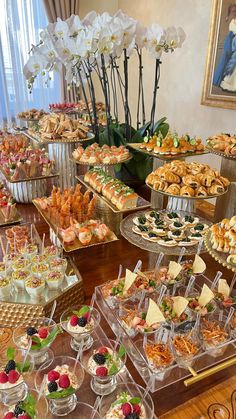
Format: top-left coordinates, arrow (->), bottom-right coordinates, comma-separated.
66,14 -> 84,36
82,11 -> 98,27
136,23 -> 148,49
54,18 -> 69,39
23,54 -> 48,79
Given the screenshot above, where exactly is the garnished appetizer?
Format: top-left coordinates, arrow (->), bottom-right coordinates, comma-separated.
180,255 -> 206,277
67,306 -> 94,334
0,347 -> 29,390
144,342 -> 174,373
12,270 -> 31,290
0,183 -> 17,222
45,365 -> 79,398
87,345 -> 125,377
190,223 -> 209,233
182,215 -> 199,227
187,284 -> 215,316
168,230 -> 185,241
214,278 -> 236,307
42,245 -> 60,259
172,332 -> 199,367
72,143 -> 130,165
157,236 -> 177,247
165,212 -> 180,221
104,392 -> 145,419
49,257 -> 67,274
12,258 -> 31,272
0,261 -> 11,277
45,271 -> 64,290
160,296 -> 190,323
231,313 -> 236,337
31,263 -> 49,278
18,324 -> 61,351
200,318 -> 229,351
0,277 -> 11,297
156,261 -> 184,287
102,269 -> 139,304
3,393 -> 37,419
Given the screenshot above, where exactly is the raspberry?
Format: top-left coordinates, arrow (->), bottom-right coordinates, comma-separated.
3,412 -> 14,419
83,311 -> 90,320
18,415 -> 31,419
133,405 -> 141,414
38,327 -> 48,339
59,374 -> 70,389
8,370 -> 20,384
48,370 -> 60,382
122,402 -> 132,416
95,366 -> 108,377
0,371 -> 8,383
70,315 -> 78,326
93,353 -> 106,365
98,347 -> 108,355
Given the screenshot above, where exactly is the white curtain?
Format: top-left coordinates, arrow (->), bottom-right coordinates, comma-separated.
0,0 -> 61,127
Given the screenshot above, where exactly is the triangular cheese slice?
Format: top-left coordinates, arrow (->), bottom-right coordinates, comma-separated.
172,296 -> 188,317
167,261 -> 182,279
145,298 -> 165,326
123,269 -> 137,292
192,255 -> 206,274
218,278 -> 230,298
198,284 -> 214,307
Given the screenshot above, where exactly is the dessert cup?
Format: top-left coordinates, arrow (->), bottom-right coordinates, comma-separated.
0,388 -> 48,418
0,262 -> 11,278
0,348 -> 34,406
60,305 -> 101,351
0,277 -> 12,298
50,257 -> 67,274
45,271 -> 64,290
12,269 -> 31,291
13,317 -> 59,366
80,339 -> 127,396
31,263 -> 49,279
200,314 -> 231,357
99,382 -> 154,419
12,258 -> 31,272
25,277 -> 45,299
34,355 -> 84,416
171,326 -> 201,368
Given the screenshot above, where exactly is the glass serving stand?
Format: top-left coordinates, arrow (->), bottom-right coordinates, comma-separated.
95,274 -> 236,393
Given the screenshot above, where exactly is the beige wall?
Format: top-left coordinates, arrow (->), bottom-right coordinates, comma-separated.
79,0 -> 236,169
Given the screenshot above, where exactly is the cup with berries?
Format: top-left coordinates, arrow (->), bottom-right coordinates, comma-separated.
80,339 -> 127,396
34,355 -> 84,416
60,305 -> 101,352
99,382 -> 154,419
13,317 -> 61,367
1,389 -> 48,419
0,347 -> 34,406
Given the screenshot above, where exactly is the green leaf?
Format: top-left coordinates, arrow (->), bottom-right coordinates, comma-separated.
114,163 -> 122,173
47,386 -> 75,399
78,306 -> 90,317
7,347 -> 15,360
157,122 -> 169,139
30,326 -> 62,351
118,345 -> 126,358
109,363 -> 119,375
153,117 -> 167,133
20,393 -> 37,419
16,361 -> 30,373
129,397 -> 141,405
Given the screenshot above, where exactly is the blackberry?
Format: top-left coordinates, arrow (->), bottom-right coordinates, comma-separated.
77,317 -> 87,327
26,326 -> 38,336
4,360 -> 16,374
13,402 -> 25,417
93,353 -> 106,365
48,381 -> 58,393
125,414 -> 140,419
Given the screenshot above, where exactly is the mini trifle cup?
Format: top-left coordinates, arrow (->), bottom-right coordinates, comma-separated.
20,244 -> 38,260
60,305 -> 101,352
45,271 -> 64,291
49,257 -> 67,275
80,339 -> 127,396
200,314 -> 231,357
11,258 -> 31,273
34,355 -> 84,416
99,382 -> 154,419
0,276 -> 12,298
0,347 -> 34,406
12,269 -> 31,291
1,388 -> 48,419
31,263 -> 49,279
13,317 -> 60,367
25,277 -> 45,300
171,326 -> 201,369
42,245 -> 61,260
0,262 -> 11,278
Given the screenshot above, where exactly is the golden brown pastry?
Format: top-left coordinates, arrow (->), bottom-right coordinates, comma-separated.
220,218 -> 230,230
195,186 -> 208,196
207,184 -> 225,195
198,174 -> 214,187
218,176 -> 230,187
229,215 -> 236,228
153,180 -> 169,191
165,184 -> 181,195
180,185 -> 195,197
162,171 -> 181,183
182,175 -> 200,188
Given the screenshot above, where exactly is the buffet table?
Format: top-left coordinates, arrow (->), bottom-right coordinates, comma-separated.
4,201 -> 235,418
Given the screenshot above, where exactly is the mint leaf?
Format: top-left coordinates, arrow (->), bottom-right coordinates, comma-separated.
21,393 -> 36,419
130,397 -> 141,405
78,306 -> 90,316
109,363 -> 119,375
47,386 -> 75,399
16,361 -> 30,373
7,347 -> 15,360
118,345 -> 126,358
30,326 -> 62,351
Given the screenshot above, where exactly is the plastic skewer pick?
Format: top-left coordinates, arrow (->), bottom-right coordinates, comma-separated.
225,306 -> 235,330
154,252 -> 164,276
184,276 -> 196,297
138,290 -> 146,310
133,260 -> 142,273
73,341 -> 83,374
157,284 -> 167,305
49,300 -> 57,321
230,273 -> 236,293
90,292 -> 96,309
177,247 -> 186,264
211,271 -> 222,291
37,374 -> 47,402
0,236 -> 6,257
91,396 -> 101,419
196,239 -> 204,256
42,233 -> 45,254
117,264 -> 122,280
22,339 -> 32,372
139,376 -> 154,406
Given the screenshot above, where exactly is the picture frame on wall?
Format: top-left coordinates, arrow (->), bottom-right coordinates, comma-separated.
202,0 -> 236,109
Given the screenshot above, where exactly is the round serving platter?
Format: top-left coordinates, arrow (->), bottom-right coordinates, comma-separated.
128,143 -> 209,161
204,229 -> 236,273
146,183 -> 229,200
71,153 -> 133,167
120,209 -> 211,256
206,146 -> 236,161
24,130 -> 95,144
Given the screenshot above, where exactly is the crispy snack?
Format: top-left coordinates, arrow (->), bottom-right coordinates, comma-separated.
201,318 -> 228,345
145,343 -> 173,367
207,133 -> 236,156
39,113 -> 89,140
173,334 -> 198,356
17,108 -> 47,120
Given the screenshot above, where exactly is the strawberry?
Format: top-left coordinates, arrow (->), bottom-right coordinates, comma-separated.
95,366 -> 108,377
98,347 -> 108,355
0,371 -> 8,383
83,311 -> 90,320
48,370 -> 60,382
3,413 -> 14,419
59,374 -> 70,389
8,370 -> 20,384
133,404 -> 141,414
121,402 -> 132,415
70,315 -> 79,326
38,327 -> 48,339
18,415 -> 31,419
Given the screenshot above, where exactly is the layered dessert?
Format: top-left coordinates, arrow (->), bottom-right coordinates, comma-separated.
25,277 -> 45,298
44,365 -> 78,397
87,346 -> 123,377
67,306 -> 94,334
18,324 -> 60,351
3,393 -> 37,419
105,392 -> 146,419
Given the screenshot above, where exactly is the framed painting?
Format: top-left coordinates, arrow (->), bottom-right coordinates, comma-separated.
202,0 -> 236,109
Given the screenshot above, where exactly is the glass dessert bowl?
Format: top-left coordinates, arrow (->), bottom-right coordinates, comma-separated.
34,355 -> 84,416
81,339 -> 127,396
200,314 -> 231,357
0,347 -> 34,406
171,326 -> 201,368
13,317 -> 61,366
64,402 -> 101,419
99,382 -> 154,419
60,305 -> 101,351
0,388 -> 48,418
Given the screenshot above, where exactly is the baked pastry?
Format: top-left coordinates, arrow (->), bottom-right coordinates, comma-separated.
165,184 -> 181,195
198,174 -> 214,187
180,185 -> 195,197
162,171 -> 181,183
182,175 -> 200,188
153,180 -> 168,191
207,184 -> 224,195
195,186 -> 208,196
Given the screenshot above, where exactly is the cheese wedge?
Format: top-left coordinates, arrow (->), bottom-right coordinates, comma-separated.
192,255 -> 206,274
167,261 -> 182,279
198,284 -> 214,307
172,296 -> 188,317
123,269 -> 137,292
218,278 -> 230,298
145,298 -> 165,326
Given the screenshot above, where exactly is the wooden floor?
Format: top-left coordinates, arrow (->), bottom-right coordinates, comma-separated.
1,201 -> 236,417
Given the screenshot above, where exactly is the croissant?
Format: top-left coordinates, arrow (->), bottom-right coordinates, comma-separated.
162,171 -> 181,183
182,175 -> 200,188
195,186 -> 208,196
180,185 -> 195,197
165,184 -> 181,195
207,184 -> 224,195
